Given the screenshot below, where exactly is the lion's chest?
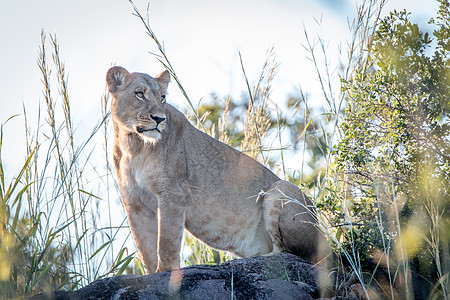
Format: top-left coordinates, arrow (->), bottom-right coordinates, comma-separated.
124,153 -> 163,194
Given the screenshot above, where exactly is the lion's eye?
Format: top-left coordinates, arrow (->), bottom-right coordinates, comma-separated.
135,91 -> 145,100
161,95 -> 166,103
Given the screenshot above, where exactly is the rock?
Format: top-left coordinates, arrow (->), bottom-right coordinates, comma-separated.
31,253 -> 321,300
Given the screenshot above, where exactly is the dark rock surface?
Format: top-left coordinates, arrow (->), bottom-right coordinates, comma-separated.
31,253 -> 322,300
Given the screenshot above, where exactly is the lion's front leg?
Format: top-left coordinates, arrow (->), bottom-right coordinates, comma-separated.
155,194 -> 186,273
124,199 -> 159,274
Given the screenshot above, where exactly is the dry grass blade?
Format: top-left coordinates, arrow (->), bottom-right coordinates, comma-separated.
128,0 -> 206,132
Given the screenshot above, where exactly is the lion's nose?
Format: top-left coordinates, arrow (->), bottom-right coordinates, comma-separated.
151,115 -> 166,125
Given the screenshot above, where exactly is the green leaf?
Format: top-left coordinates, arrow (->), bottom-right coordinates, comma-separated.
89,241 -> 110,261
1,145 -> 37,206
116,256 -> 134,276
78,189 -> 102,200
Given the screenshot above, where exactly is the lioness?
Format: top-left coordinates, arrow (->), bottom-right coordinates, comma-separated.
107,66 -> 320,273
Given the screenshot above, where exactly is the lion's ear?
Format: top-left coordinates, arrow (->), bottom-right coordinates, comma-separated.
107,66 -> 131,94
156,70 -> 170,92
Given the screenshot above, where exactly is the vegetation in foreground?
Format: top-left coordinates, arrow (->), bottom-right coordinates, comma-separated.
0,0 -> 449,299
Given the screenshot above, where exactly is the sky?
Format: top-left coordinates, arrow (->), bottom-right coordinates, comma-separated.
0,0 -> 438,175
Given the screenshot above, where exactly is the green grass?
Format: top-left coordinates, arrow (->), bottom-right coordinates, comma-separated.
0,31 -> 134,297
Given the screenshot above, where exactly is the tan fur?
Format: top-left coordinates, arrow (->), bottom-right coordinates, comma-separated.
106,66 -> 320,273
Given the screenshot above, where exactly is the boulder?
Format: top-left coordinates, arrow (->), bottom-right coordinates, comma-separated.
31,253 -> 322,300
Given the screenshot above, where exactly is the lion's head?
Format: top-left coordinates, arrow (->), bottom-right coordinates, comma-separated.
107,66 -> 170,143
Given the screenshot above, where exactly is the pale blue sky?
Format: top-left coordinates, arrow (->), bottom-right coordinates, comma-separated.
0,0 -> 438,174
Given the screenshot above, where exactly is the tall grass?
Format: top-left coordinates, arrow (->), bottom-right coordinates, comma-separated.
0,31 -> 135,297
302,0 -> 391,296
304,0 -> 450,299
298,0 -> 430,297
